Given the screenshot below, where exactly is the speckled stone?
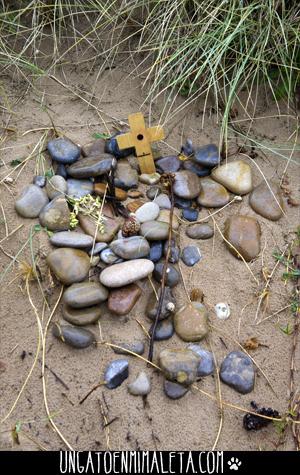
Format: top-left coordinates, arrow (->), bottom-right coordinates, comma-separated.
249,181 -> 284,221
193,144 -> 220,168
181,245 -> 202,266
62,304 -> 102,326
110,236 -> 150,259
182,160 -> 211,177
174,302 -> 209,342
52,323 -> 95,348
147,186 -> 161,200
159,348 -> 201,385
114,160 -> 139,190
154,193 -> 171,209
173,170 -> 200,199
104,359 -> 129,389
47,137 -> 81,164
156,155 -> 181,173
140,221 -> 169,240
146,287 -> 176,321
135,202 -> 160,223
127,372 -> 151,396
47,248 -> 90,285
149,241 -> 163,262
164,380 -> 189,399
197,177 -> 230,208
187,344 -> 215,377
50,231 -> 93,248
224,215 -> 261,261
78,214 -> 121,243
153,262 -> 179,288
39,195 -> 70,231
108,284 -> 142,315
113,341 -> 145,356
68,154 -> 113,178
100,259 -> 154,288
220,351 -> 255,394
105,133 -> 135,159
182,208 -> 199,222
211,160 -> 252,195
15,185 -> 48,218
153,319 -> 174,341
186,223 -> 214,240
67,179 -> 93,199
45,175 -> 67,199
63,281 -> 108,308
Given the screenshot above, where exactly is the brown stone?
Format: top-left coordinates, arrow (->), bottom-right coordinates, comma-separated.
128,190 -> 144,198
224,215 -> 261,261
78,213 -> 122,242
174,302 -> 209,342
249,181 -> 284,221
108,284 -> 142,315
81,138 -> 105,157
47,248 -> 90,285
197,177 -> 230,208
94,182 -> 127,201
62,304 -> 102,326
126,200 -> 145,213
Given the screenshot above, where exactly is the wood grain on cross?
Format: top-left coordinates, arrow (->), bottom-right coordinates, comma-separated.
116,112 -> 165,174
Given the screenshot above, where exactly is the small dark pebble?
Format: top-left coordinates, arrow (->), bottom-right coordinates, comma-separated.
174,196 -> 193,209
153,262 -> 180,287
181,245 -> 202,267
164,380 -> 189,399
56,163 -> 68,179
113,341 -> 145,356
193,144 -> 220,168
52,323 -> 95,349
164,239 -> 180,264
105,133 -> 135,159
33,175 -> 46,187
181,139 -> 194,157
182,160 -> 211,177
104,359 -> 129,389
182,208 -> 199,222
153,319 -> 174,341
243,401 -> 280,431
146,186 -> 161,200
47,137 -> 81,165
149,241 -> 164,262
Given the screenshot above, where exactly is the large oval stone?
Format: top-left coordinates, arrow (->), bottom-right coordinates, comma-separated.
39,195 -> 70,231
47,248 -> 90,284
62,304 -> 101,326
220,351 -> 255,394
47,137 -> 81,164
211,160 -> 252,195
50,231 -> 93,248
100,259 -> 154,288
173,170 -> 201,199
63,281 -> 109,308
174,302 -> 209,342
249,181 -> 284,221
186,223 -> 214,240
108,283 -> 142,315
140,221 -> 169,240
197,177 -> 230,208
110,236 -> 150,259
78,214 -> 121,243
159,348 -> 201,385
135,202 -> 160,223
15,185 -> 48,218
224,215 -> 261,261
67,154 -> 113,178
52,323 -> 95,348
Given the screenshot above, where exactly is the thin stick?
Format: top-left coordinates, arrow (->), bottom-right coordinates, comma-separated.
257,304 -> 290,325
99,396 -> 111,450
209,342 -> 223,451
79,382 -> 105,405
0,200 -> 8,236
0,224 -> 23,244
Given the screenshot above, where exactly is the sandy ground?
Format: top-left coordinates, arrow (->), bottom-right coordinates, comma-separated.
0,58 -> 300,451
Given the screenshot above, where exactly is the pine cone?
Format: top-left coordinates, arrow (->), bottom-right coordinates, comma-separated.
122,215 -> 140,237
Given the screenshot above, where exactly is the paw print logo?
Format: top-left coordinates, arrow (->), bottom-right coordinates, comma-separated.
228,457 -> 242,471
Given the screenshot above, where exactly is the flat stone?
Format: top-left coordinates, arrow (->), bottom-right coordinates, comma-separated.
63,281 -> 108,308
128,372 -> 151,396
105,133 -> 135,159
181,245 -> 202,266
183,160 -> 211,177
100,248 -> 121,264
182,208 -> 199,222
47,248 -> 90,285
146,287 -> 176,321
173,170 -> 200,199
147,186 -> 161,200
110,236 -> 150,259
47,137 -> 81,164
67,154 -> 113,178
186,223 -> 214,240
156,155 -> 181,173
39,195 -> 70,231
135,202 -> 160,223
50,231 -> 93,248
45,175 -> 67,199
88,242 -> 108,256
249,181 -> 284,221
128,189 -> 143,199
194,144 -> 220,168
56,163 -> 68,179
220,351 -> 255,394
108,283 -> 142,315
126,199 -> 145,213
140,221 -> 169,240
197,177 -> 230,208
187,344 -> 215,377
139,173 -> 161,185
159,348 -> 201,385
15,185 -> 48,218
100,259 -> 154,288
149,241 -> 163,262
211,160 -> 252,195
164,380 -> 189,399
154,193 -> 171,209
158,210 -> 179,231
224,215 -> 261,261
163,239 -> 180,263
114,160 -> 138,190
33,175 -> 46,187
154,319 -> 174,341
67,179 -> 93,199
62,304 -> 101,326
174,196 -> 193,209
94,182 -> 127,201
174,302 -> 209,342
78,214 -> 121,243
82,138 -> 105,157
104,359 -> 129,389
113,341 -> 145,356
52,323 -> 95,349
153,262 -> 179,288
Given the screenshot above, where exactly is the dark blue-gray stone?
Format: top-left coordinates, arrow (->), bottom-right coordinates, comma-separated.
153,319 -> 174,341
146,287 -> 176,321
180,139 -> 194,157
183,160 -> 211,177
113,341 -> 145,356
188,344 -> 215,377
164,380 -> 189,399
67,178 -> 93,199
33,175 -> 46,187
56,163 -> 68,179
52,323 -> 95,349
174,196 -> 193,209
164,239 -> 180,264
156,155 -> 181,173
193,144 -> 220,168
67,155 -> 113,178
146,186 -> 161,200
182,208 -> 199,222
153,262 -> 179,287
181,245 -> 202,267
220,351 -> 255,394
104,359 -> 129,389
47,137 -> 81,164
149,241 -> 163,262
104,133 -> 135,159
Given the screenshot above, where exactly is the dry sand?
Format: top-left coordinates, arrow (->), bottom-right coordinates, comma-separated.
0,60 -> 299,451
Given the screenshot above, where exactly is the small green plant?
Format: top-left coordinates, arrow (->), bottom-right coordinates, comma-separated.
280,323 -> 293,336
33,224 -> 53,238
92,132 -> 111,140
68,194 -> 106,233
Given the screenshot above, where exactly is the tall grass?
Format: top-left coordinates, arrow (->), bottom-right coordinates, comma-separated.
0,1 -> 299,145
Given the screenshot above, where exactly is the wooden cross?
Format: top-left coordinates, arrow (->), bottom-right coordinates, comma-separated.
116,112 -> 165,174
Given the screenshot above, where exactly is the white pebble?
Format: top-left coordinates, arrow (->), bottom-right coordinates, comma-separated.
215,302 -> 230,320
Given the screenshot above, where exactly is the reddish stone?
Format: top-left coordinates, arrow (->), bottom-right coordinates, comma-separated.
108,284 -> 142,315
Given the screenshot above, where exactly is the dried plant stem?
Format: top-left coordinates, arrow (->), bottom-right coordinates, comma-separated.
0,200 -> 8,236
0,224 -> 23,244
257,304 -> 290,325
79,382 -> 106,405
209,342 -> 223,451
99,397 -> 111,450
